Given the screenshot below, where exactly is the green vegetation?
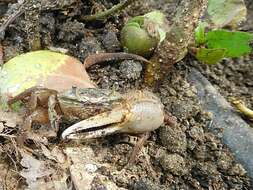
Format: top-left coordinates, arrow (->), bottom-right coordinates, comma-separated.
194,26 -> 253,64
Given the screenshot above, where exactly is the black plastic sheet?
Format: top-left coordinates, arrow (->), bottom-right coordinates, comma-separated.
188,68 -> 253,184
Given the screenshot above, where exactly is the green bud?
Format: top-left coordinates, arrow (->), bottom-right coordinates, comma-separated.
120,10 -> 168,58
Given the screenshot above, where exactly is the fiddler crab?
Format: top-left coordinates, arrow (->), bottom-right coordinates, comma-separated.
7,53 -> 165,142
8,87 -> 164,140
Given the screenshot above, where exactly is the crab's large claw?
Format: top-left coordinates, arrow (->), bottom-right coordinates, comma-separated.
61,90 -> 164,140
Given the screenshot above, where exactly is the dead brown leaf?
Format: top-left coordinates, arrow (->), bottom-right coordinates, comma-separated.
20,151 -> 55,181
41,144 -> 67,165
0,163 -> 21,189
18,149 -> 70,189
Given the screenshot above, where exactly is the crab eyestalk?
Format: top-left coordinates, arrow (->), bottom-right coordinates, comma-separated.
61,90 -> 164,140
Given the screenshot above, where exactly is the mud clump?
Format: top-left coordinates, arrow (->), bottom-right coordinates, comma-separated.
159,125 -> 187,154
159,153 -> 187,176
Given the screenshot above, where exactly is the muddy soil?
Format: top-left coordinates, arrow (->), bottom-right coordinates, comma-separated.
0,0 -> 252,189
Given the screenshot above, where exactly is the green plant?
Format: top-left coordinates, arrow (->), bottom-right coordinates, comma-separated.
191,0 -> 253,64
121,0 -> 252,67
193,24 -> 253,64
120,10 -> 168,57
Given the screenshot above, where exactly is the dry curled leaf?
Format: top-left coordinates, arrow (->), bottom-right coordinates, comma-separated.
0,50 -> 95,100
20,151 -> 55,182
41,145 -> 67,164
19,151 -> 68,190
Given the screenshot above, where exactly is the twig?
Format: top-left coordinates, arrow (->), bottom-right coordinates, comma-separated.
80,0 -> 135,21
0,144 -> 18,173
0,43 -> 3,66
127,132 -> 150,165
0,3 -> 24,66
0,5 -> 24,40
6,151 -> 18,172
10,137 -> 19,161
0,133 -> 16,138
83,52 -> 151,69
232,99 -> 253,120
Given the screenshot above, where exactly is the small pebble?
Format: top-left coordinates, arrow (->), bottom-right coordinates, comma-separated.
85,163 -> 98,173
102,31 -> 121,52
119,60 -> 142,80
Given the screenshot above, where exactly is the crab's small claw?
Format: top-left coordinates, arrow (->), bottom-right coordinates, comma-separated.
61,90 -> 164,140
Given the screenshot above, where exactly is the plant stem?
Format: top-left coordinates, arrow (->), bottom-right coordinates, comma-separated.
80,0 -> 135,21
144,0 -> 208,87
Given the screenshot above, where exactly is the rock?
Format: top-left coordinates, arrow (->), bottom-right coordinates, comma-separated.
58,20 -> 85,42
102,31 -> 121,52
171,100 -> 199,119
119,60 -> 142,80
217,152 -> 233,171
79,37 -> 104,60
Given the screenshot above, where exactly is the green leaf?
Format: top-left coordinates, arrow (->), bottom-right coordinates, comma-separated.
121,10 -> 169,57
143,10 -> 169,43
206,30 -> 253,57
9,102 -> 23,112
196,48 -> 226,64
127,16 -> 144,26
124,21 -> 141,28
126,11 -> 168,43
144,11 -> 165,26
195,22 -> 207,46
207,0 -> 247,28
